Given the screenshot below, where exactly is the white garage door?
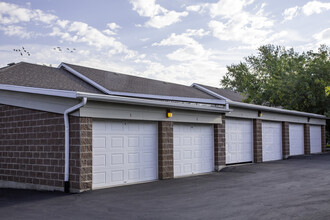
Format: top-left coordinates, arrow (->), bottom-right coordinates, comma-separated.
310,125 -> 322,153
174,124 -> 214,177
225,118 -> 253,164
262,122 -> 282,162
92,120 -> 158,189
289,124 -> 304,156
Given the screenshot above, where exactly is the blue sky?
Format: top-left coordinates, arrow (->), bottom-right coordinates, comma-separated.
0,0 -> 329,87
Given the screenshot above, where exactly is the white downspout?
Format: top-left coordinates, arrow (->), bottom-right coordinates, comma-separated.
64,97 -> 87,193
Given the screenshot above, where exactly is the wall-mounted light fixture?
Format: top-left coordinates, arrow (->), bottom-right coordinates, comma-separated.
166,109 -> 173,118
258,110 -> 262,117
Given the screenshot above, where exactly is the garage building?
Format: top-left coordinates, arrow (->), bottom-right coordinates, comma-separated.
0,62 -> 326,192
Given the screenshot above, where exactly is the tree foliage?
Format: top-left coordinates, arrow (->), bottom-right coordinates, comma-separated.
221,44 -> 330,116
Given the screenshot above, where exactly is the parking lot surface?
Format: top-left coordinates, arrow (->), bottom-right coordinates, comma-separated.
1,154 -> 330,220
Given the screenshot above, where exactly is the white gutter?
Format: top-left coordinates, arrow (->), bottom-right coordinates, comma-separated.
0,84 -> 77,98
76,92 -> 231,113
228,101 -> 327,119
192,84 -> 327,119
64,97 -> 87,193
59,63 -> 226,105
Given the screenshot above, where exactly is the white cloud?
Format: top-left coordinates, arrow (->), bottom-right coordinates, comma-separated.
130,0 -> 165,17
0,2 -> 57,25
103,23 -> 121,36
208,10 -> 274,46
56,19 -> 69,28
130,0 -> 188,28
186,0 -> 254,18
33,9 -> 57,24
153,30 -> 215,63
302,1 -> 330,16
282,1 -> 330,22
186,5 -> 202,12
107,22 -> 121,30
50,21 -> 138,59
186,0 -> 274,46
0,2 -> 140,59
146,10 -> 188,29
208,0 -> 253,18
186,29 -> 210,37
0,25 -> 31,38
283,6 -> 299,21
313,28 -> 330,45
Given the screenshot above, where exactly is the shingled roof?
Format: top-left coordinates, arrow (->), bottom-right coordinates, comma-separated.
195,84 -> 245,102
0,62 -> 101,94
63,63 -> 217,100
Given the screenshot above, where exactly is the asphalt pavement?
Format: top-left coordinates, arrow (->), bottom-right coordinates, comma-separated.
1,153 -> 330,220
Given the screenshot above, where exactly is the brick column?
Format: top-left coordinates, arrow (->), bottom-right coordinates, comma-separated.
282,122 -> 290,159
214,114 -> 226,171
253,119 -> 262,163
69,116 -> 93,192
304,124 -> 311,155
321,125 -> 326,153
158,121 -> 173,179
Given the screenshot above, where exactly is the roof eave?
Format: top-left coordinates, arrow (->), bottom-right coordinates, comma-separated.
77,92 -> 231,113
0,84 -> 77,99
229,101 -> 327,119
0,84 -> 230,113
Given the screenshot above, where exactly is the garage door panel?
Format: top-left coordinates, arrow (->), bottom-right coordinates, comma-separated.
226,118 -> 253,164
262,122 -> 282,162
174,124 -> 214,177
143,167 -> 156,178
111,170 -> 124,182
183,150 -> 193,159
110,136 -> 124,148
92,120 -> 157,189
310,125 -> 322,153
289,124 -> 304,156
111,153 -> 124,165
127,168 -> 140,181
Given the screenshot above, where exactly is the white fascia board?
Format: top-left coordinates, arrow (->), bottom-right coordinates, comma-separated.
59,63 -> 225,105
229,101 -> 327,119
77,92 -> 231,113
103,91 -> 226,105
191,83 -> 231,101
0,84 -> 77,98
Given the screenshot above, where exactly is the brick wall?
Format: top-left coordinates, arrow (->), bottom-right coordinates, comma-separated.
158,121 -> 173,179
282,122 -> 290,159
214,115 -> 225,170
253,119 -> 262,163
321,125 -> 326,153
304,124 -> 311,155
0,104 -> 92,192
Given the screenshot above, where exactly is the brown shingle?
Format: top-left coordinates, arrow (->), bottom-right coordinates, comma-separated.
64,63 -> 217,99
0,62 -> 102,94
195,84 -> 245,102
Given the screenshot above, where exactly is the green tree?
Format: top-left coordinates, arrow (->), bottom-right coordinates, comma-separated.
221,44 -> 330,116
